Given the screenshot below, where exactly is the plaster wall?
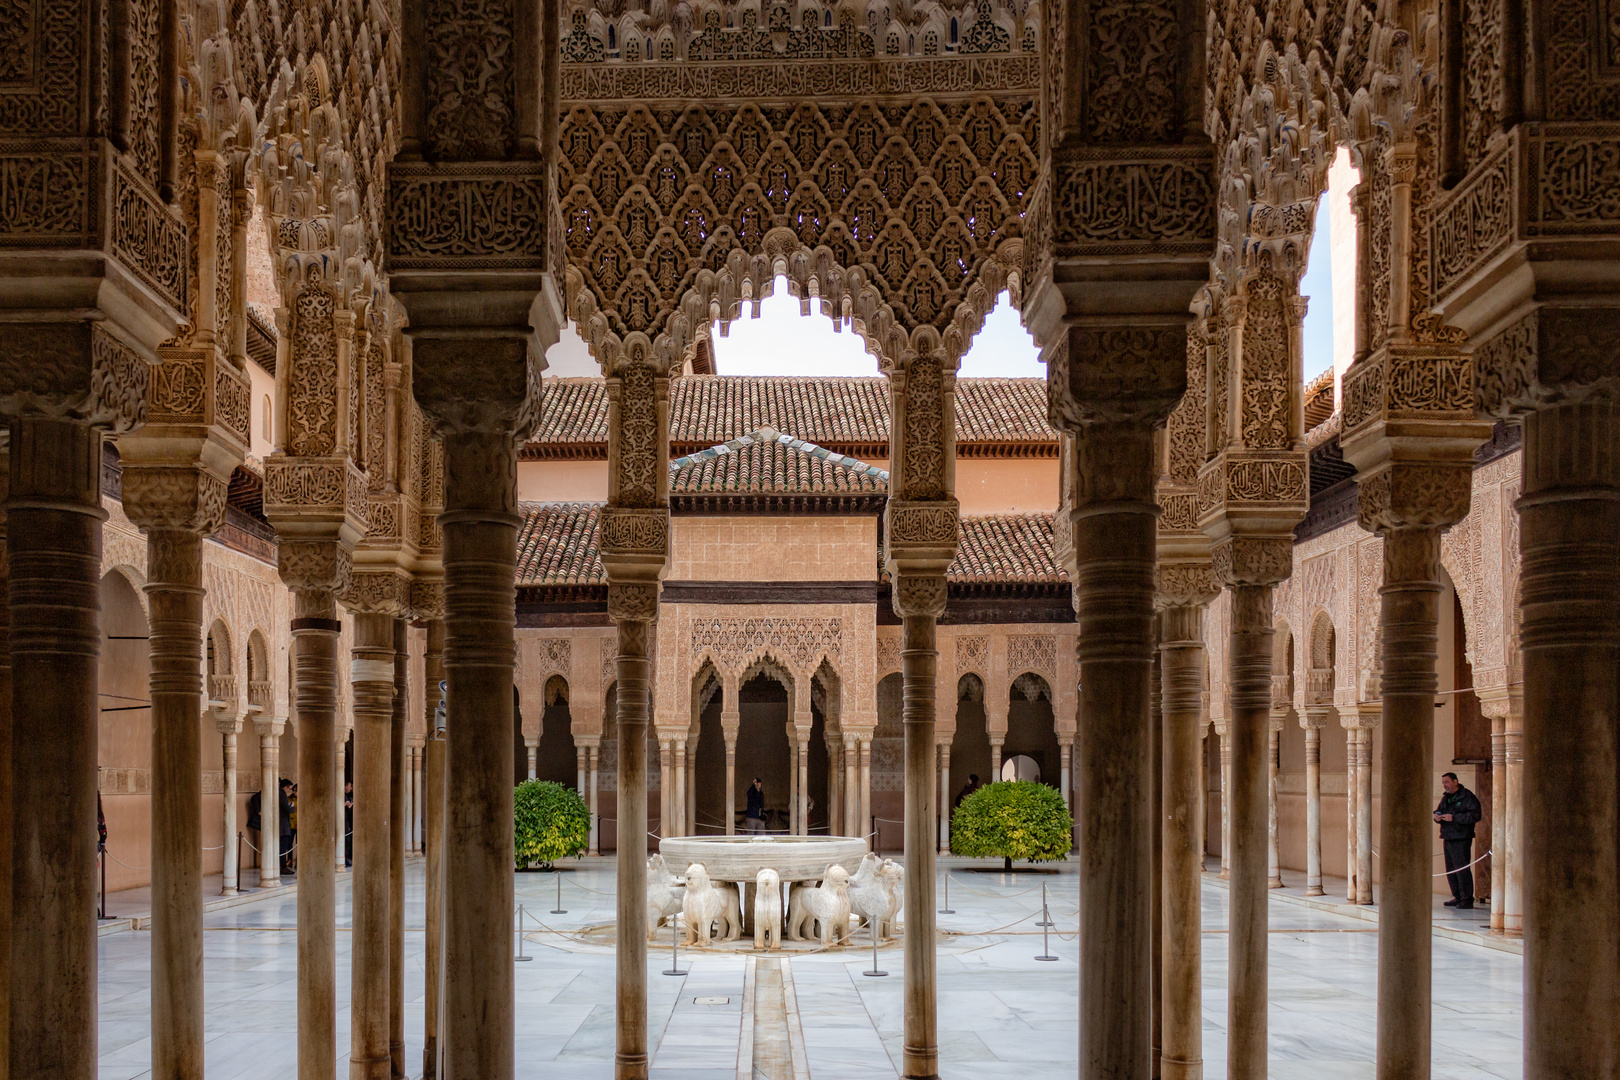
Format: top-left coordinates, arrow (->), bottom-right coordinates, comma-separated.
954,457 -> 1060,515
669,516 -> 878,581
517,459 -> 610,503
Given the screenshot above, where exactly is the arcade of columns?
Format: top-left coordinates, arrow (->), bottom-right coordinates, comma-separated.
0,0 -> 1615,1073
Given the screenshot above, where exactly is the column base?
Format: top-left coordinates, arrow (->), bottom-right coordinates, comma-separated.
1161,1056 -> 1203,1080
1305,887 -> 1324,897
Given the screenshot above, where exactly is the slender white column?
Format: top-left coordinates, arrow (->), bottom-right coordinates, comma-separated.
844,737 -> 859,841
1267,716 -> 1283,889
1355,715 -> 1377,905
937,743 -> 951,855
1059,740 -> 1072,810
1301,710 -> 1328,896
588,745 -> 600,855
657,738 -> 672,838
1503,693 -> 1522,935
347,611 -> 395,1080
788,734 -> 799,835
220,719 -> 243,894
1344,721 -> 1358,901
336,730 -> 350,872
797,735 -> 809,835
576,744 -> 586,796
859,738 -> 872,846
1214,721 -> 1230,879
526,739 -> 538,781
988,737 -> 1002,780
257,719 -> 284,887
673,739 -> 687,837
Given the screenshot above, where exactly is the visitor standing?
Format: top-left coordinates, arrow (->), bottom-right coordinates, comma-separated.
279,778 -> 295,875
1434,771 -> 1482,909
954,774 -> 981,809
744,778 -> 766,833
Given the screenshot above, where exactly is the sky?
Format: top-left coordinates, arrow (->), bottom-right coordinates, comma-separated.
548,228 -> 1336,383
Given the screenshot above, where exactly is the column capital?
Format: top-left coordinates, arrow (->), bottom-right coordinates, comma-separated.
215,715 -> 245,736
1300,705 -> 1334,729
341,567 -> 413,617
890,573 -> 948,620
1341,705 -> 1382,731
1155,563 -> 1218,612
255,717 -> 287,738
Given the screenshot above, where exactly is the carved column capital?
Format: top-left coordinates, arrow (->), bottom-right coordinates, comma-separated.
1355,461 -> 1474,533
1210,536 -> 1293,589
1341,706 -> 1382,731
254,717 -> 287,739
340,567 -> 412,616
0,324 -> 152,433
891,574 -> 948,620
1301,705 -> 1333,729
1155,562 -> 1219,611
410,577 -> 446,621
277,540 -> 353,596
119,467 -> 230,536
607,583 -> 660,625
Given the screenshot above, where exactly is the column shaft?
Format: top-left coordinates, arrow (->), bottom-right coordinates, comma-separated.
798,737 -> 810,836
900,613 -> 939,1079
1226,584 -> 1273,1080
1488,712 -> 1505,932
1356,727 -> 1373,905
149,528 -> 208,1080
937,745 -> 951,855
440,432 -> 519,1080
588,747 -> 600,854
1267,722 -> 1282,888
222,727 -> 240,894
1375,528 -> 1442,1080
1070,424 -> 1156,1080
859,741 -> 871,847
422,620 -> 445,1080
1303,722 -> 1323,896
1217,726 -> 1231,880
1345,727 -> 1358,902
1502,702 -> 1522,935
293,592 -> 341,1080
336,735 -> 349,871
1520,401 -> 1620,1079
349,611 -> 395,1080
724,736 -> 736,836
844,739 -> 859,842
391,618 -> 408,1079
1160,605 -> 1206,1080
613,615 -> 653,1080
260,729 -> 282,887
7,417 -> 103,1080
673,740 -> 687,837
658,740 -> 672,838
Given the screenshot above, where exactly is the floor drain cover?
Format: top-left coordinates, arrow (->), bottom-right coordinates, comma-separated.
693,996 -> 730,1005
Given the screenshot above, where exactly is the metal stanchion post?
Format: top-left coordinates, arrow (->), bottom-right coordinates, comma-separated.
98,845 -> 107,920
1035,887 -> 1057,961
662,914 -> 687,976
551,872 -> 566,915
938,870 -> 954,915
515,905 -> 533,962
862,916 -> 887,977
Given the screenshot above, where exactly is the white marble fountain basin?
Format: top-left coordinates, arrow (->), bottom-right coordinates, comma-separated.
658,835 -> 867,883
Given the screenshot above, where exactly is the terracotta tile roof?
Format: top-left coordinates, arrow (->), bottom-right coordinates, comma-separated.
669,429 -> 888,494
525,376 -> 1056,455
516,502 -> 605,585
947,514 -> 1066,584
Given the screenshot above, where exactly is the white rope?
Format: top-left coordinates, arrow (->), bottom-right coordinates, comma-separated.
1369,846 -> 1494,877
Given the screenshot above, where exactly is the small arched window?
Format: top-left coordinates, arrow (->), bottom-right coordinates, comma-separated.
607,24 -> 616,47
261,395 -> 272,441
949,17 -> 958,42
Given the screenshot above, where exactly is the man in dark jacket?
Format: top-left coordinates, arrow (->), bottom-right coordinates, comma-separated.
744,778 -> 766,833
1434,772 -> 1483,909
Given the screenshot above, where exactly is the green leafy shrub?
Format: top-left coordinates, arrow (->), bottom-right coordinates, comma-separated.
514,780 -> 590,869
950,780 -> 1072,870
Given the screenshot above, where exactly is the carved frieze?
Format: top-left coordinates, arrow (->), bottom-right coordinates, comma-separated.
111,160 -> 188,314
600,506 -> 670,554
1356,463 -> 1475,533
120,467 -> 230,535
387,162 -> 549,270
691,616 -> 842,673
562,56 -> 1040,101
1047,147 -> 1216,255
1474,306 -> 1620,416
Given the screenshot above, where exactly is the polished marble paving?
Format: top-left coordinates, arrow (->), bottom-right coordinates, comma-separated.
95,857 -> 1524,1079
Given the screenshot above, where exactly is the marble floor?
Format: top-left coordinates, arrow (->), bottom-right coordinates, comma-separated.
95,857 -> 1524,1080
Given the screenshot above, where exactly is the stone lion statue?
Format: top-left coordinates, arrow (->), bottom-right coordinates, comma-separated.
786,865 -> 851,946
681,863 -> 727,946
754,868 -> 782,950
645,853 -> 684,941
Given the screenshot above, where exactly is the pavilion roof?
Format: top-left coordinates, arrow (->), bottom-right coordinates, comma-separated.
514,502 -> 1064,586
668,428 -> 888,494
524,376 -> 1057,458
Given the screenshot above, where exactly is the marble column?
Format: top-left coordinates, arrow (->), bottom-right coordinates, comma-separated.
1368,526 -> 1445,1080
1502,693 -> 1522,935
390,618 -> 408,1079
336,731 -> 350,872
292,584 -> 343,1080
724,732 -> 738,836
0,447 -> 12,1069
859,739 -> 872,846
988,737 -> 1003,780
1225,582 -> 1275,1080
610,586 -> 658,1079
1160,598 -> 1211,1080
121,487 -> 226,1080
1059,741 -> 1072,810
1267,715 -> 1283,889
6,416 -> 108,1080
220,719 -> 243,894
797,733 -> 810,835
438,430 -> 521,1080
576,745 -> 587,796
348,611 -> 396,1080
421,619 -> 445,1080
1343,720 -> 1358,902
1067,422 -> 1159,1080
1214,721 -> 1230,879
588,745 -> 601,854
1518,401 -> 1620,1078
685,740 -> 696,836
937,743 -> 951,855
673,738 -> 687,837
1301,709 -> 1330,897
1354,713 -> 1376,905
257,719 -> 285,887
526,739 -> 539,781
1486,703 -> 1505,932
657,738 -> 672,838
844,737 -> 859,841
893,576 -> 944,1080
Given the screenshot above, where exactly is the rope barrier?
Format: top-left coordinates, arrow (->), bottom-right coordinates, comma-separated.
1369,846 -> 1495,877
